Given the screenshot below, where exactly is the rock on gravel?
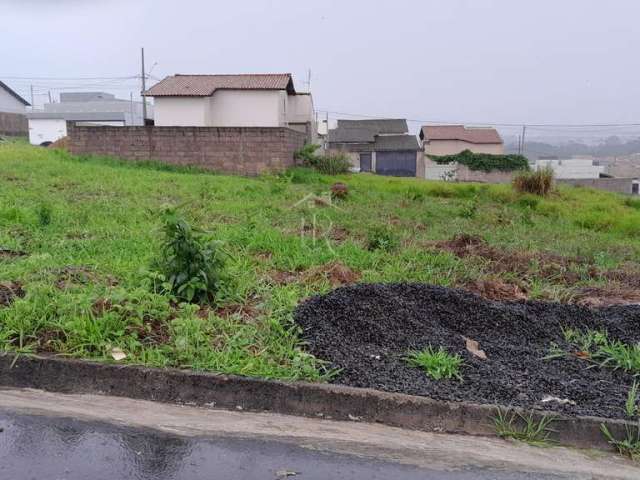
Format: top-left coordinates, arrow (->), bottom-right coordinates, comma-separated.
294,283 -> 640,419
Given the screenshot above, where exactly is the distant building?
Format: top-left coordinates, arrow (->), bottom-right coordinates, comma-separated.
26,91 -> 151,145
534,158 -> 605,179
327,119 -> 420,177
0,80 -> 30,137
143,73 -> 315,140
420,125 -> 504,156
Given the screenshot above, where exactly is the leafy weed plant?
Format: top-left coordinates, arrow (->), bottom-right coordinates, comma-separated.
494,409 -> 556,447
405,347 -> 463,381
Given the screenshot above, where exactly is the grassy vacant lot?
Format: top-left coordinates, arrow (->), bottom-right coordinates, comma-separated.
1,141 -> 640,381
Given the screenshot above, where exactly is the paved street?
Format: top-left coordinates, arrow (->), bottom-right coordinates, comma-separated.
0,389 -> 637,480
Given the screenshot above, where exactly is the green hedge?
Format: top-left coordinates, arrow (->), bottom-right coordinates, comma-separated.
428,149 -> 530,172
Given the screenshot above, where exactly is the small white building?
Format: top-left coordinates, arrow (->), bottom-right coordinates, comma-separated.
143,73 -> 315,140
0,80 -> 29,114
534,158 -> 605,179
26,91 -> 150,145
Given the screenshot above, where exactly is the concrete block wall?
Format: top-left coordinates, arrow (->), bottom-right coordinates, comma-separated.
558,177 -> 634,195
67,123 -> 307,175
0,112 -> 28,137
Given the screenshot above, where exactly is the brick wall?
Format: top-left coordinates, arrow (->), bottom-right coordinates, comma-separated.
67,123 -> 307,175
0,112 -> 28,137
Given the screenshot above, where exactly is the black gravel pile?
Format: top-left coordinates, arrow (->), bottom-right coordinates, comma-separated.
294,283 -> 640,419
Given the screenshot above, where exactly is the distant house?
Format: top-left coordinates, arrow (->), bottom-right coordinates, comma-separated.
26,91 -> 150,145
0,80 -> 30,137
420,125 -> 504,156
143,73 -> 315,140
535,158 -> 605,179
327,119 -> 420,177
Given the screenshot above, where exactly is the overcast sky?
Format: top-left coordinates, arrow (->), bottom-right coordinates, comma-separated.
2,0 -> 639,138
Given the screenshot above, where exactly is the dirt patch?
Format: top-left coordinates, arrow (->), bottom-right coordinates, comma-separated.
329,227 -> 350,243
303,261 -> 361,287
54,266 -> 118,290
573,286 -> 640,307
295,283 -> 640,419
201,303 -> 261,322
433,234 -> 595,285
465,279 -> 527,301
48,136 -> 69,150
36,329 -> 67,353
269,262 -> 360,288
0,248 -> 26,259
125,319 -> 171,345
0,281 -> 25,307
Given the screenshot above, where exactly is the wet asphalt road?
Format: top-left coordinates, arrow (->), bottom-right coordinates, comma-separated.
0,411 -> 564,480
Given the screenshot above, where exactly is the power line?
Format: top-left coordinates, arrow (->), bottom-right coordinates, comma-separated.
317,109 -> 640,128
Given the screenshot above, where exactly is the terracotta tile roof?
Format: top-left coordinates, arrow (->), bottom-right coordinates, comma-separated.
420,125 -> 503,144
144,73 -> 295,97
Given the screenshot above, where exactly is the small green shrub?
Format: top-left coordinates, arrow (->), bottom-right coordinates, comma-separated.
366,226 -> 398,252
405,346 -> 463,380
36,203 -> 53,227
405,187 -> 425,201
429,149 -> 529,172
312,153 -> 352,175
294,143 -> 321,164
600,382 -> 640,461
516,195 -> 540,210
150,209 -> 226,304
513,167 -> 554,196
624,197 -> 640,210
294,144 -> 352,175
459,196 -> 479,218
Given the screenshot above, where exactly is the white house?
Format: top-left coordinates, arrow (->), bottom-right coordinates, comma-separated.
26,91 -> 150,145
0,81 -> 29,114
534,158 -> 605,179
143,73 -> 315,139
0,81 -> 29,137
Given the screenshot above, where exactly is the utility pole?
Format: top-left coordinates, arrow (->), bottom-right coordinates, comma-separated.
130,92 -> 135,126
48,91 -> 52,104
30,85 -> 34,108
306,69 -> 312,92
521,125 -> 527,156
141,47 -> 147,123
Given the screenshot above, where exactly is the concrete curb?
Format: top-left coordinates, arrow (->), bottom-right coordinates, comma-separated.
0,353 -> 631,451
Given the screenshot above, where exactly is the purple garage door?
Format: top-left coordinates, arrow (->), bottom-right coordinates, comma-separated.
376,151 -> 416,177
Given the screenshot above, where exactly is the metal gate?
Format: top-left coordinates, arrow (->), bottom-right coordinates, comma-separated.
376,151 -> 416,177
359,153 -> 372,172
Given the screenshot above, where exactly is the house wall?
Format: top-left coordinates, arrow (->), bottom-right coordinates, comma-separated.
535,158 -> 604,179
28,119 -> 125,145
153,97 -> 210,126
0,88 -> 26,114
153,91 -> 286,128
423,157 -> 514,183
424,139 -> 504,156
209,90 -> 283,127
66,123 -> 306,176
0,112 -> 28,137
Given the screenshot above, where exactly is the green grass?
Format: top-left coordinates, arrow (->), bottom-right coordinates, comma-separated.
555,328 -> 640,375
2,142 -> 640,380
494,409 -> 557,447
405,347 -> 463,380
